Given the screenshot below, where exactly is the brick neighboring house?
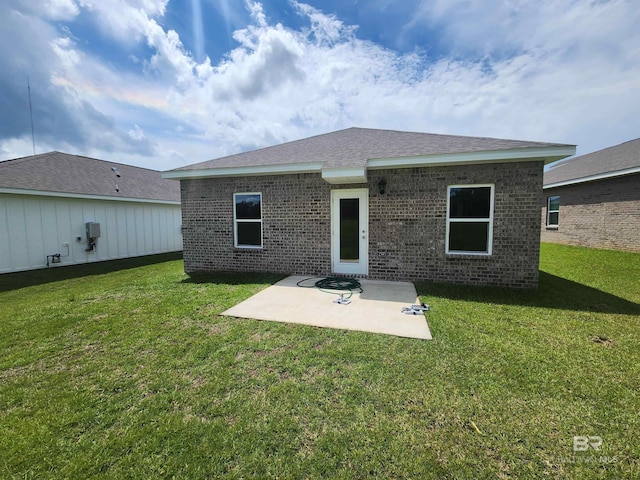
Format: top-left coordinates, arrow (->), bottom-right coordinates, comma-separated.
541,138 -> 640,252
164,127 -> 574,288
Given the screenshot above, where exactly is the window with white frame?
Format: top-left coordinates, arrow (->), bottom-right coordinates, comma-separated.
234,193 -> 262,248
446,185 -> 494,255
547,196 -> 560,227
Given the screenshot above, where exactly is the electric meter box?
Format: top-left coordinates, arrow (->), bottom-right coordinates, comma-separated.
86,222 -> 101,239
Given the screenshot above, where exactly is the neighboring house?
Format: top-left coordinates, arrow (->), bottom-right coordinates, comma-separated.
0,151 -> 183,273
541,138 -> 640,252
164,127 -> 575,288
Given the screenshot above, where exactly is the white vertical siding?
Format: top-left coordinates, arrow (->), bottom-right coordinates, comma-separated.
5,196 -> 30,270
143,207 -> 153,254
105,206 -> 119,259
0,193 -> 183,273
0,199 -> 10,272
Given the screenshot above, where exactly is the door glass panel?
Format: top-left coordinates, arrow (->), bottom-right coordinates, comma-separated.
340,198 -> 359,261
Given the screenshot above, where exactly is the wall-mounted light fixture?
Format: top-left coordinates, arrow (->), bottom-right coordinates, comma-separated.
378,178 -> 387,195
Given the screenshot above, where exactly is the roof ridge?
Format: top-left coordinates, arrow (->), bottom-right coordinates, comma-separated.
610,137 -> 640,147
0,151 -> 58,166
168,127 -> 355,171
0,151 -> 163,173
550,137 -> 640,168
350,126 -> 575,148
578,137 -> 640,157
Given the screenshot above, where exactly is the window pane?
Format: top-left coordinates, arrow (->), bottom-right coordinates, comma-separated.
340,198 -> 359,261
449,222 -> 489,252
235,194 -> 261,219
548,212 -> 559,226
548,196 -> 560,211
449,187 -> 491,218
237,222 -> 262,246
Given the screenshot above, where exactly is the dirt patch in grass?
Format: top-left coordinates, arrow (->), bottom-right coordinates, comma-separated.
590,335 -> 614,346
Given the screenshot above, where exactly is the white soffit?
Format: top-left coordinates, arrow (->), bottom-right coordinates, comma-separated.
543,166 -> 640,189
162,162 -> 323,180
321,167 -> 367,184
0,187 -> 181,205
367,145 -> 577,169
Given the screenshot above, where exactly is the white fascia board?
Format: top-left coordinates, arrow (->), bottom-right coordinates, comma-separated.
162,162 -> 323,180
543,166 -> 640,189
0,188 -> 181,205
321,167 -> 367,184
367,145 -> 577,170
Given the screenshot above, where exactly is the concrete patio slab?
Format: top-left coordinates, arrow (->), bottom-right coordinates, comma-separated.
222,276 -> 432,340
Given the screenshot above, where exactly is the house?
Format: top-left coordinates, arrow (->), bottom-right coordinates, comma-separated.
541,138 -> 640,252
0,151 -> 183,273
164,127 -> 575,288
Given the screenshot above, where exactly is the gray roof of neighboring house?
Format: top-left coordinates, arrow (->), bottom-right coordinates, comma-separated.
544,137 -> 640,187
169,127 -> 572,172
0,151 -> 180,202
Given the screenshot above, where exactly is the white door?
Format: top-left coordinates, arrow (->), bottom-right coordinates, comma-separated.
331,189 -> 368,275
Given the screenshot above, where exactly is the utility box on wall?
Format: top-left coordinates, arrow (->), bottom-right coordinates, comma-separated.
85,222 -> 101,252
86,222 -> 101,239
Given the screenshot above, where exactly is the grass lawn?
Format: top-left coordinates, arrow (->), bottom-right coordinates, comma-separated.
1,245 -> 638,479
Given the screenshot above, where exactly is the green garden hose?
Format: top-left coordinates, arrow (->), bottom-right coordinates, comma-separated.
296,277 -> 363,299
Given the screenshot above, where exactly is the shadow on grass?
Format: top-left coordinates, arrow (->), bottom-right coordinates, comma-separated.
181,271 -> 286,286
0,252 -> 184,293
416,271 -> 640,315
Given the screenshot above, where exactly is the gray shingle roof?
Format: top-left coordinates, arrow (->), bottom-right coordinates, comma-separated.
169,127 -> 572,172
0,151 -> 180,202
544,138 -> 640,186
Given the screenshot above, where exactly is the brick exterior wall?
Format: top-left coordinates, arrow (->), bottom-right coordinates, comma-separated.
180,160 -> 544,288
541,174 -> 640,252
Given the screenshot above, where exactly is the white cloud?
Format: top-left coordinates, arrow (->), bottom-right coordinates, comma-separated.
407,0 -> 640,62
292,1 -> 357,46
128,125 -> 146,141
51,37 -> 82,69
42,0 -> 79,20
75,0 -> 169,44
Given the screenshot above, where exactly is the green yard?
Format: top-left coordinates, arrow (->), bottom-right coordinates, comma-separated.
1,245 -> 638,478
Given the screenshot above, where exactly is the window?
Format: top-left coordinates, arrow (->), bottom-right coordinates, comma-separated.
446,185 -> 494,255
234,193 -> 262,248
547,196 -> 560,227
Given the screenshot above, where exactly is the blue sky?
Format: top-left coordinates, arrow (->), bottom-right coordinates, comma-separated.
1,0 -> 639,170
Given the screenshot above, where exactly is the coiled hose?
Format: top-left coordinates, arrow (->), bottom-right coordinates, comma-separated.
296,277 -> 363,300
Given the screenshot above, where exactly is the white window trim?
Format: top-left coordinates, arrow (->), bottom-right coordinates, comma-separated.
233,192 -> 263,249
547,195 -> 560,227
446,184 -> 495,256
